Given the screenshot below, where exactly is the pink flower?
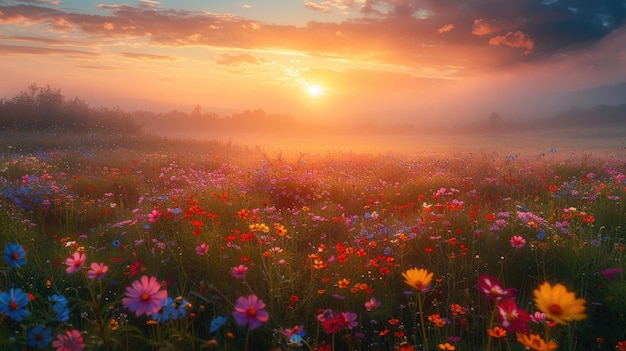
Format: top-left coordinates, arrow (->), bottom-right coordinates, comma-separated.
232,294 -> 269,330
510,235 -> 526,248
231,265 -> 249,279
195,243 -> 209,256
52,329 -> 85,351
496,298 -> 531,333
530,311 -> 546,323
321,313 -> 346,334
64,252 -> 86,274
122,276 -> 168,316
87,262 -> 108,280
364,297 -> 381,311
148,210 -> 160,223
478,274 -> 517,300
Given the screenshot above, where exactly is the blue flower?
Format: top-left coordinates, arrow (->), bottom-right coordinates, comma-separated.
4,242 -> 27,268
172,296 -> 190,320
151,297 -> 175,324
0,288 -> 31,321
209,315 -> 228,333
27,324 -> 53,349
48,294 -> 69,322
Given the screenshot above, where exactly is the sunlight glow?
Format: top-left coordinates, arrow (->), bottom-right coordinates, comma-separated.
308,84 -> 323,97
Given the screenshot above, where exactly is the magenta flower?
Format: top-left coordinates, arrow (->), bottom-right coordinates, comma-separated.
232,294 -> 269,330
341,312 -> 359,329
148,209 -> 160,223
496,298 -> 531,333
321,313 -> 346,334
364,297 -> 381,311
122,276 -> 168,316
52,329 -> 85,351
64,252 -> 86,274
87,262 -> 109,280
510,235 -> 526,248
230,264 -> 249,279
601,267 -> 624,280
195,243 -> 209,255
478,274 -> 517,300
530,311 -> 546,323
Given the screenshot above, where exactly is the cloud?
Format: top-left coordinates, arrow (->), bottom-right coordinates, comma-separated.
489,31 -> 535,55
215,53 -> 266,66
438,24 -> 454,33
118,52 -> 177,61
0,44 -> 96,57
471,19 -> 513,36
14,0 -> 62,5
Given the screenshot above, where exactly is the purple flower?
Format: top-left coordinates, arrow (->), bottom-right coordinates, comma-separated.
195,243 -> 209,255
601,268 -> 624,280
342,312 -> 359,329
122,276 -> 168,316
232,295 -> 269,330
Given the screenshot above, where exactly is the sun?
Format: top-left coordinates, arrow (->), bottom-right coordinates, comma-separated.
307,84 -> 323,97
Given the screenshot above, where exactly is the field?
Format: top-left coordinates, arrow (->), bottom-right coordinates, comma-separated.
1,129 -> 625,351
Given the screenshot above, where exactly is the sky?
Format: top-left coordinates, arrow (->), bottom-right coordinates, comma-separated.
1,0 -> 626,126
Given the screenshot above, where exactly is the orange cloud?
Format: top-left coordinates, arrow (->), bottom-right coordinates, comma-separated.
438,24 -> 454,33
215,53 -> 266,66
489,31 -> 535,54
472,18 -> 513,36
118,52 -> 177,61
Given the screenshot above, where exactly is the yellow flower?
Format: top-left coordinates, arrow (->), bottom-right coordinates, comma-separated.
533,282 -> 586,325
402,268 -> 434,292
516,333 -> 558,351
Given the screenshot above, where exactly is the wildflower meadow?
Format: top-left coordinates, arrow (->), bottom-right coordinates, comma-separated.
1,130 -> 625,351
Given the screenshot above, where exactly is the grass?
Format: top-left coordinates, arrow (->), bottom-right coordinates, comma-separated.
0,129 -> 625,351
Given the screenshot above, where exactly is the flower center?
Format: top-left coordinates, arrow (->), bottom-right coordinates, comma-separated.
547,303 -> 563,316
247,307 -> 257,317
9,301 -> 18,310
11,253 -> 19,260
140,293 -> 151,301
414,282 -> 424,290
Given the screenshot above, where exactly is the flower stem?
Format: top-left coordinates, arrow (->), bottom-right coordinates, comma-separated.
417,292 -> 428,351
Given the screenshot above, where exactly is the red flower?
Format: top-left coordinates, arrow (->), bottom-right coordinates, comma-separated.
478,274 -> 517,300
496,298 -> 531,333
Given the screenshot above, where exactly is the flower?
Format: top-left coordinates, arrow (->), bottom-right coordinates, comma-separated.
401,268 -> 433,292
49,294 -> 69,322
87,262 -> 109,280
151,297 -> 175,324
195,243 -> 209,255
52,329 -> 85,351
496,298 -> 531,333
342,312 -> 359,329
209,315 -> 228,333
321,313 -> 347,334
232,294 -> 269,330
478,274 -> 517,300
530,311 -> 546,323
172,296 -> 190,319
122,275 -> 168,317
601,267 -> 623,280
364,297 -> 381,311
510,235 -> 526,248
533,282 -> 586,325
230,264 -> 249,279
516,333 -> 557,351
618,340 -> 626,351
4,242 -> 27,268
438,343 -> 455,350
148,209 -> 160,222
27,324 -> 53,349
64,252 -> 86,274
487,326 -> 507,338
0,287 -> 31,321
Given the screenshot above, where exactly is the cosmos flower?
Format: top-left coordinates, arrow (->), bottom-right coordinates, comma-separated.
516,333 -> 557,351
230,264 -> 249,279
0,287 -> 31,321
510,235 -> 526,248
496,298 -> 531,333
401,268 -> 433,292
232,294 -> 269,330
27,324 -> 53,349
4,242 -> 27,268
64,252 -> 86,274
122,276 -> 168,317
478,274 -> 517,300
87,262 -> 109,280
52,329 -> 85,351
533,282 -> 586,325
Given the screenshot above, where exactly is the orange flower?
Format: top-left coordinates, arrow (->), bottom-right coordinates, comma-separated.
401,268 -> 433,292
487,327 -> 507,338
337,278 -> 351,289
438,343 -> 455,350
533,282 -> 586,325
516,333 -> 558,351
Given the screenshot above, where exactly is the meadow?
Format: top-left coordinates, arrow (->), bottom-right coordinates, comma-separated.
0,129 -> 625,351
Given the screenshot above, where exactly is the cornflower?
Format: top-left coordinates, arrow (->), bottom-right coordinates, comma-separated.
0,288 -> 31,321
4,242 -> 27,268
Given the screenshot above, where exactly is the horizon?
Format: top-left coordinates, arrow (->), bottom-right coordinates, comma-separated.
1,1 -> 626,126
